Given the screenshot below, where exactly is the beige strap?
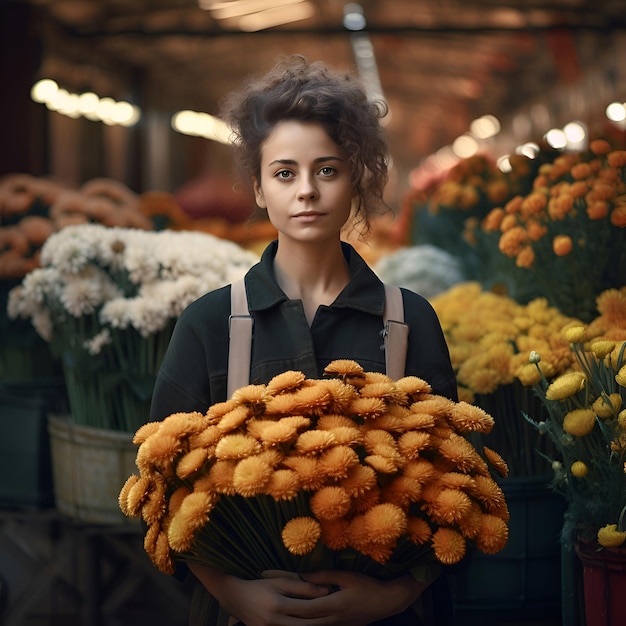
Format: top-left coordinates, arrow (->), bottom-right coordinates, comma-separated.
383,284 -> 409,381
227,278 -> 253,398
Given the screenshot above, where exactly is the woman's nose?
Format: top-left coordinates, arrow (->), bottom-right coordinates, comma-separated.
297,176 -> 318,200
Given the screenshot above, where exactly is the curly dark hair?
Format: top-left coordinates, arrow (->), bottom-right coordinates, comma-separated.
220,55 -> 390,231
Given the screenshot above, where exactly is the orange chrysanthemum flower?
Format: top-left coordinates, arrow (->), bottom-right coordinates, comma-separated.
309,486 -> 352,520
457,501 -> 484,539
403,458 -> 437,484
324,359 -> 365,379
316,379 -> 357,411
295,429 -> 337,454
168,491 -> 217,552
431,527 -> 466,565
412,395 -> 455,418
475,514 -> 509,553
125,475 -> 153,516
318,445 -> 360,479
482,447 -> 509,478
215,433 -> 261,460
448,402 -> 495,434
265,469 -> 301,501
437,472 -> 475,490
433,489 -> 473,525
363,502 -> 407,544
133,421 -> 161,445
158,411 -> 207,439
349,396 -> 387,419
217,405 -> 252,432
395,376 -> 432,399
119,474 -> 140,516
282,517 -> 321,555
352,486 -> 382,513
152,529 -> 175,575
316,413 -> 357,430
233,456 -> 273,496
205,399 -> 238,424
515,245 -> 535,269
587,200 -> 609,220
406,516 -> 432,545
135,431 -> 184,473
341,464 -> 377,497
142,479 -> 167,526
397,431 -> 431,459
438,434 -> 487,474
320,518 -> 351,550
266,370 -> 306,394
381,475 -> 422,507
325,425 -> 363,446
189,424 -> 222,449
176,448 -> 209,479
469,475 -> 506,512
168,486 -> 191,516
607,150 -> 626,168
365,454 -> 400,474
230,384 -> 268,406
207,460 -> 237,495
283,455 -> 325,490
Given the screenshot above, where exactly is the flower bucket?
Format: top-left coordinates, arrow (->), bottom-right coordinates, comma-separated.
0,378 -> 67,509
47,415 -> 138,524
575,539 -> 626,626
450,475 -> 565,619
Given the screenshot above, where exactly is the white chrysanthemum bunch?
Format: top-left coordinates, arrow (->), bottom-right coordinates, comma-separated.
9,223 -> 258,342
374,244 -> 467,300
7,223 -> 259,431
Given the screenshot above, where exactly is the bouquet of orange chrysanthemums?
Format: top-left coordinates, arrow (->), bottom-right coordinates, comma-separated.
119,360 -> 510,579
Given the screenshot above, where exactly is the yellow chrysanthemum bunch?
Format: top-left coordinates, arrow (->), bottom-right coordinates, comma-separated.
480,141 -> 626,322
430,283 -> 626,476
430,282 -> 579,401
524,327 -> 626,547
119,360 -> 510,579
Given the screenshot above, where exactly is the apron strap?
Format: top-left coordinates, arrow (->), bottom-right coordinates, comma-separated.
227,280 -> 409,396
383,284 -> 409,381
227,278 -> 253,398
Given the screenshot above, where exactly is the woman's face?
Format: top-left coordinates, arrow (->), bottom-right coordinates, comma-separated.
253,120 -> 355,246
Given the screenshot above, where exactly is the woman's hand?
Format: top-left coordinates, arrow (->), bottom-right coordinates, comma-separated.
297,569 -> 428,625
189,564 -> 331,626
190,563 -> 428,626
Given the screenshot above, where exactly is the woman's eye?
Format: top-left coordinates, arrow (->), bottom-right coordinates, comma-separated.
319,166 -> 335,176
276,170 -> 293,179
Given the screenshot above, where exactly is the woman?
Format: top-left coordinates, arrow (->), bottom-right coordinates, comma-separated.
150,55 -> 457,626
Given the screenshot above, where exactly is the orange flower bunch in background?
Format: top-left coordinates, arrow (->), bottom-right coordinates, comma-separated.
120,360 -> 509,579
481,141 -> 626,322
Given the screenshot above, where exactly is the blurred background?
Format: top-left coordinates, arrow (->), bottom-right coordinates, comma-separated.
2,0 -> 625,212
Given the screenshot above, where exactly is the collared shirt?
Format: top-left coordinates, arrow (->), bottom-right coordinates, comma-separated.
150,240 -> 457,422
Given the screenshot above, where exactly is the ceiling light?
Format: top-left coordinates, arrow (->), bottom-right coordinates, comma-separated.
452,134 -> 478,158
469,114 -> 501,139
343,3 -> 366,31
201,0 -> 304,20
606,102 -> 626,122
237,2 -> 314,30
